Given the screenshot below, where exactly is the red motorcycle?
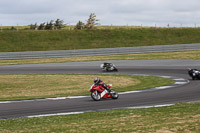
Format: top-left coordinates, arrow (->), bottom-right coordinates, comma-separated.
89,84 -> 119,101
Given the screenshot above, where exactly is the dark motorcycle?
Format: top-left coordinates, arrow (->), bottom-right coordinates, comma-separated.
188,68 -> 200,80
100,62 -> 118,72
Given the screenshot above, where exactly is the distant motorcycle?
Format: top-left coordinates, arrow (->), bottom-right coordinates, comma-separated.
188,68 -> 200,80
100,62 -> 118,72
89,84 -> 119,101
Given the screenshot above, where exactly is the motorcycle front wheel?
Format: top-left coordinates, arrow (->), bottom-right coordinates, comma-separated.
114,68 -> 118,72
91,91 -> 101,101
110,90 -> 119,99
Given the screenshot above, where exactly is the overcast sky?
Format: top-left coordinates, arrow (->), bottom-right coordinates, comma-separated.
0,0 -> 200,27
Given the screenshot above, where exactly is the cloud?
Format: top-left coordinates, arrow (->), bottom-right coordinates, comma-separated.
0,0 -> 57,14
0,0 -> 200,26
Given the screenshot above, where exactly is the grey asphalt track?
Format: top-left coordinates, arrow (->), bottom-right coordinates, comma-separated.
1,43 -> 200,60
0,60 -> 200,120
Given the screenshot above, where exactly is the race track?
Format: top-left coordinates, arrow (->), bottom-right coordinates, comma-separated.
0,60 -> 200,120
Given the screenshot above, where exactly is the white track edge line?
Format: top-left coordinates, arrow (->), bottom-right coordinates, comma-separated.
27,112 -> 84,118
25,104 -> 174,119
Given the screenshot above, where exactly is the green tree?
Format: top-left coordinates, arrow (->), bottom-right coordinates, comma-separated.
55,19 -> 64,29
49,20 -> 54,30
75,21 -> 85,30
11,26 -> 16,30
38,23 -> 45,30
45,22 -> 50,30
85,13 -> 99,29
30,23 -> 38,30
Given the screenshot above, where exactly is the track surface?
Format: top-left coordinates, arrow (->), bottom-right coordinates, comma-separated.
0,60 -> 200,120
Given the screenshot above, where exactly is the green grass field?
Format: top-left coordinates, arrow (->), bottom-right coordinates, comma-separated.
1,102 -> 199,132
1,27 -> 200,52
0,74 -> 173,101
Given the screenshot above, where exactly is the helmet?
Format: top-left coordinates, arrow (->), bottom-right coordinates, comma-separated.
94,77 -> 100,84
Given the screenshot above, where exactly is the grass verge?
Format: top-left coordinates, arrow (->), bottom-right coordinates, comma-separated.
1,28 -> 200,52
0,50 -> 200,65
0,74 -> 174,101
0,102 -> 199,132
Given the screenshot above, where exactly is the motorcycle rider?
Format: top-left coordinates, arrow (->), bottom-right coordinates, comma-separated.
104,62 -> 111,68
93,77 -> 111,92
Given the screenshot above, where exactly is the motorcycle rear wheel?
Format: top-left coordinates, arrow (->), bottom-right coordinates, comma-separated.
91,91 -> 101,101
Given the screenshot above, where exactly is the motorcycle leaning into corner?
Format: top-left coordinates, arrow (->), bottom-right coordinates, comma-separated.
89,84 -> 119,101
100,62 -> 118,72
188,68 -> 200,80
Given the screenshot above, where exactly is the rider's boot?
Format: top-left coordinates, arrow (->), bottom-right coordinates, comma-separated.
106,88 -> 111,93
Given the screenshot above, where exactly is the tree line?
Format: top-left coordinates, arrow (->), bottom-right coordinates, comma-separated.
30,19 -> 64,30
30,13 -> 99,30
